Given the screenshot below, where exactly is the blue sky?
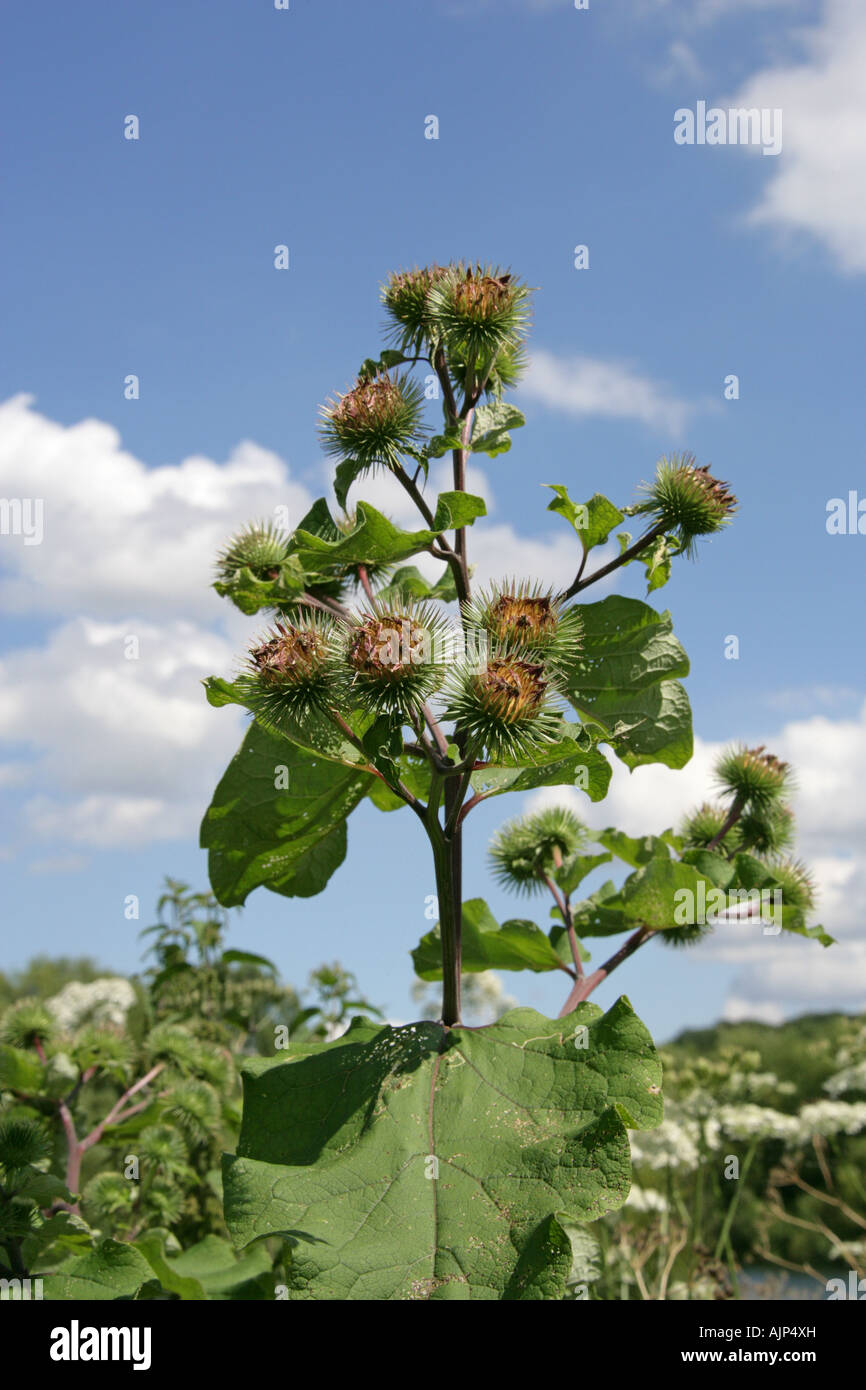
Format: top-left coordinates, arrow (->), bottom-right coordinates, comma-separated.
1,0 -> 864,1040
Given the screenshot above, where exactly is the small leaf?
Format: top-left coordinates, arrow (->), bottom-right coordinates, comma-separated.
554,851 -> 613,897
470,401 -> 525,457
596,829 -> 672,868
641,534 -> 673,592
545,486 -> 624,553
135,1232 -> 207,1301
168,1234 -> 273,1296
376,564 -> 458,604
220,949 -> 277,973
411,897 -> 569,979
293,494 -> 486,570
42,1239 -> 154,1301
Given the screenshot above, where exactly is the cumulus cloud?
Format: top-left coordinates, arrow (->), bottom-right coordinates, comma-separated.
0,394 -> 316,620
0,617 -> 245,849
725,0 -> 866,273
520,350 -> 698,435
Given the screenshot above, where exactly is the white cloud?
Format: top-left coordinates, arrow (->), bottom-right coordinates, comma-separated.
520,350 -> 698,435
0,617 -> 244,850
723,995 -> 785,1024
26,853 -> 88,875
0,394 -> 315,620
654,40 -> 705,85
725,0 -> 866,272
527,700 -> 866,1017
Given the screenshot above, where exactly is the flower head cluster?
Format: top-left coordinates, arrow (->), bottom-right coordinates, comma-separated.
489,806 -> 588,896
715,744 -> 791,810
463,580 -> 581,665
242,611 -> 336,723
681,744 -> 797,875
320,371 -> 425,475
427,262 -> 531,378
381,264 -> 449,352
333,599 -> 452,719
381,260 -> 532,389
443,647 -> 563,762
216,522 -> 289,584
45,977 -> 138,1033
634,454 -> 737,555
440,580 -> 577,761
0,1118 -> 52,1179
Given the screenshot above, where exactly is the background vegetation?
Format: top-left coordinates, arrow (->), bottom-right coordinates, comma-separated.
1,882 -> 862,1300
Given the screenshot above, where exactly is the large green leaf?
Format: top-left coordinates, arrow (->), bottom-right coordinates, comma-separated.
167,1234 -> 272,1297
411,897 -> 569,980
200,721 -> 374,907
568,859 -> 724,934
591,681 -> 693,771
554,851 -> 613,897
565,596 -> 692,769
292,493 -> 486,571
204,676 -> 367,767
617,858 -> 721,928
569,595 -> 690,693
0,1043 -> 45,1093
223,999 -> 662,1300
42,1239 -> 154,1301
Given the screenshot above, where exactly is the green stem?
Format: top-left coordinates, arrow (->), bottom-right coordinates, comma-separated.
561,520 -> 667,601
714,1137 -> 759,1261
706,793 -> 746,852
432,792 -> 463,1027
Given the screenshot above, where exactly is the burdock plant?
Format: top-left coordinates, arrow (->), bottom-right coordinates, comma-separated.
200,261 -> 829,1302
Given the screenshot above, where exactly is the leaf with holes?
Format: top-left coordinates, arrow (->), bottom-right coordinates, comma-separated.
223,997 -> 662,1300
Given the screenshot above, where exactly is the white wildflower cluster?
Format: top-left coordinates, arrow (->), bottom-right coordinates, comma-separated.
45,977 -> 137,1032
796,1100 -> 866,1141
667,1277 -> 719,1301
625,1185 -> 669,1214
630,1113 -> 702,1171
712,1099 -> 866,1146
826,1237 -> 866,1261
727,1069 -> 793,1100
824,1058 -> 866,1098
715,1104 -> 800,1143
